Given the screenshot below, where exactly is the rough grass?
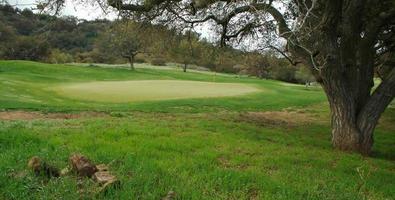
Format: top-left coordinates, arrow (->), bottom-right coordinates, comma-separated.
53,80 -> 260,102
0,60 -> 394,200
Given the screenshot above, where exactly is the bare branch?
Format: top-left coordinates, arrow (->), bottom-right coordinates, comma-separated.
267,45 -> 301,66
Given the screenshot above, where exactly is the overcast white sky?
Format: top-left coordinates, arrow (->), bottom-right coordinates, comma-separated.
8,0 -> 116,20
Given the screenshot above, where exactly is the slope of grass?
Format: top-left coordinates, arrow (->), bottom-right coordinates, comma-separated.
0,60 -> 325,112
0,60 -> 394,200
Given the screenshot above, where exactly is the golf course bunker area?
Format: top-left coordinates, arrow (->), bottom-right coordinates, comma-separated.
54,80 -> 260,102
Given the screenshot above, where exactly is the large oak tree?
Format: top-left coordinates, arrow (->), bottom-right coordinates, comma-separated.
44,0 -> 395,155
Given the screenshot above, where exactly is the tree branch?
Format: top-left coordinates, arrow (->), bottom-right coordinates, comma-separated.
268,45 -> 301,66
357,67 -> 395,132
110,1 -> 292,39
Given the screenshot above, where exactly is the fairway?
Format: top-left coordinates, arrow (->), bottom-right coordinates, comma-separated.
53,80 -> 260,102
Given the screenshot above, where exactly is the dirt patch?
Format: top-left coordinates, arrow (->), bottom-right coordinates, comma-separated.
0,111 -> 108,120
238,110 -> 319,127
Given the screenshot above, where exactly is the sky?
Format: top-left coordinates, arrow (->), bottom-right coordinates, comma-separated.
8,0 -> 116,20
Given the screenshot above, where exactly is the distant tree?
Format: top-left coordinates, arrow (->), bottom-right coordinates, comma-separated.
196,41 -> 218,70
169,31 -> 200,72
0,21 -> 16,58
4,35 -> 50,60
104,22 -> 148,70
245,53 -> 271,79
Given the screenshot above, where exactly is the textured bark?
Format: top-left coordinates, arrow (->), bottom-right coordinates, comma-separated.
318,60 -> 395,155
320,62 -> 362,152
356,68 -> 395,154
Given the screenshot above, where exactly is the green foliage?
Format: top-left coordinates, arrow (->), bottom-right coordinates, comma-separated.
2,35 -> 50,60
0,5 -> 108,61
46,49 -> 73,64
0,4 -> 316,84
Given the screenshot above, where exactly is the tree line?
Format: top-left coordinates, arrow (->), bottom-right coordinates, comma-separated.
0,4 -> 313,84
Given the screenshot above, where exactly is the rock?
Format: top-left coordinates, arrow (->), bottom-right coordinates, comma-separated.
69,154 -> 97,177
96,164 -> 109,172
27,156 -> 60,178
93,171 -> 117,185
162,191 -> 176,200
93,171 -> 121,194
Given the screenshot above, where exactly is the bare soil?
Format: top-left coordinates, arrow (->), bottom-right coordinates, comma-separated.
0,111 -> 108,120
238,110 -> 324,127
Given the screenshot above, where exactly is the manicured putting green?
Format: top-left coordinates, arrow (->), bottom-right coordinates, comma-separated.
53,80 -> 260,102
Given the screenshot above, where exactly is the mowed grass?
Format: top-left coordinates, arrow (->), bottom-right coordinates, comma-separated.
53,80 -> 260,102
0,60 -> 394,200
0,60 -> 325,112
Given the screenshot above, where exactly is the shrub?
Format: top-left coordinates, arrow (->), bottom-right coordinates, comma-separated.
150,58 -> 166,66
134,58 -> 145,63
134,55 -> 146,63
46,49 -> 73,64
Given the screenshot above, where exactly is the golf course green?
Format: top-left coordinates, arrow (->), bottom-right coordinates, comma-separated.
53,80 -> 260,102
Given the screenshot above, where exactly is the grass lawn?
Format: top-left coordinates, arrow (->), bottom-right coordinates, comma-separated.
0,60 -> 394,199
53,80 -> 260,103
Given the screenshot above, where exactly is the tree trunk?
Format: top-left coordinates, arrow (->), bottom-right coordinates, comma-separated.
326,86 -> 362,152
183,63 -> 187,72
128,56 -> 135,70
321,65 -> 395,155
330,110 -> 374,155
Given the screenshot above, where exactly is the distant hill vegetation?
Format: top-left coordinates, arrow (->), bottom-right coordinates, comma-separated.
0,4 -> 313,84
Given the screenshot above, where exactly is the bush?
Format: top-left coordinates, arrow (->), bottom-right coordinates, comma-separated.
150,58 -> 166,66
4,35 -> 50,61
46,49 -> 73,64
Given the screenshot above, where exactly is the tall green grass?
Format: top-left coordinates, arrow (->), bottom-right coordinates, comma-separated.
0,60 -> 394,199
